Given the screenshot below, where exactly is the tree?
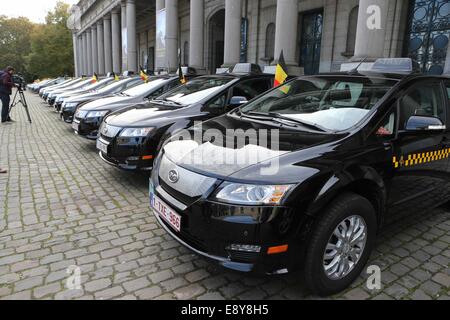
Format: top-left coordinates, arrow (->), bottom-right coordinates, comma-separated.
0,16 -> 34,75
26,1 -> 74,79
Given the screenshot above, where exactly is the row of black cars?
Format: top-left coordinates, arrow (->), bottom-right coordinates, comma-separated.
30,59 -> 450,296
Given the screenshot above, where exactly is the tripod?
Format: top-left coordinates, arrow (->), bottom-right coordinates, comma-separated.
9,87 -> 32,124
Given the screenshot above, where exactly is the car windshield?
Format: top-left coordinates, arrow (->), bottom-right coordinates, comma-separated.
240,76 -> 398,132
86,79 -> 112,91
155,77 -> 235,106
98,79 -> 140,94
122,79 -> 168,97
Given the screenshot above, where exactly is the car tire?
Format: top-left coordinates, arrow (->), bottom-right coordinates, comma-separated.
303,192 -> 377,296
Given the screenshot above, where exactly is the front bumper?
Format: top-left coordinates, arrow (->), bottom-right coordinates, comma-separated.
149,158 -> 303,275
61,107 -> 76,123
97,133 -> 156,171
72,116 -> 104,139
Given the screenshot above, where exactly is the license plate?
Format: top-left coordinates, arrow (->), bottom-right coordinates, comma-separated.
96,139 -> 109,154
72,121 -> 79,131
150,192 -> 182,232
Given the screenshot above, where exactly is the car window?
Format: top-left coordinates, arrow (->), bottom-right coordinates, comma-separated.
205,92 -> 227,109
147,87 -> 165,99
375,111 -> 396,138
231,78 -> 272,101
399,81 -> 445,130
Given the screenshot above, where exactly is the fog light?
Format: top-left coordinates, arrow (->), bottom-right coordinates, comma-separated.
227,244 -> 261,253
267,245 -> 289,255
126,156 -> 140,161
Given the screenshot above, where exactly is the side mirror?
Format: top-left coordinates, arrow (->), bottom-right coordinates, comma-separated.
405,116 -> 446,132
229,96 -> 248,107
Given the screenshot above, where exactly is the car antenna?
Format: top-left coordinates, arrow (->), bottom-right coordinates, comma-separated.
348,56 -> 369,74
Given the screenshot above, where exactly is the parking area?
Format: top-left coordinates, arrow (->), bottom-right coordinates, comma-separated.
0,91 -> 448,300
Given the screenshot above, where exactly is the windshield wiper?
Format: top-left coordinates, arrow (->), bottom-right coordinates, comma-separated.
152,99 -> 183,106
242,111 -> 329,133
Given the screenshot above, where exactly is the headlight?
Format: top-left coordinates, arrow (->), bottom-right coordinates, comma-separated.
75,110 -> 89,118
120,127 -> 154,137
87,110 -> 109,118
65,102 -> 79,109
213,183 -> 293,205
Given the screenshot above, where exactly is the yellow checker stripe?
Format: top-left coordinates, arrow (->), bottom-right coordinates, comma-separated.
393,148 -> 450,168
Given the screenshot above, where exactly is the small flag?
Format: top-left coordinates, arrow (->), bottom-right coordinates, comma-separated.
140,66 -> 149,82
113,72 -> 120,81
91,73 -> 99,83
178,50 -> 187,84
178,65 -> 186,85
274,50 -> 288,88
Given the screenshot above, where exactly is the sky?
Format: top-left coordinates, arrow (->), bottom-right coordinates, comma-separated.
0,0 -> 79,23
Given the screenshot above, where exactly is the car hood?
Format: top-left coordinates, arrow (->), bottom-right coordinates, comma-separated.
161,114 -> 346,183
81,95 -> 138,111
105,103 -> 191,127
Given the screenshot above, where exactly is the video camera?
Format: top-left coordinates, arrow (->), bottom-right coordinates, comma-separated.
12,74 -> 26,91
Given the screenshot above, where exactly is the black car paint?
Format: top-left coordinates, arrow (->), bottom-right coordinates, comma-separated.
149,73 -> 450,275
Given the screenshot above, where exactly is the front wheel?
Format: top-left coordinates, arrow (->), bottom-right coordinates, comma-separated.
303,193 -> 378,296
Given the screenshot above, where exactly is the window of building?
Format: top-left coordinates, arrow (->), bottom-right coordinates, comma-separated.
264,23 -> 276,64
342,6 -> 359,58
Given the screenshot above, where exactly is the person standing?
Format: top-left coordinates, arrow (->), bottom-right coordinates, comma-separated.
0,66 -> 15,123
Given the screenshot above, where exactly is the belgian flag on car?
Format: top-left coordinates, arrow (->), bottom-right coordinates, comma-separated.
274,50 -> 288,88
91,73 -> 99,84
113,72 -> 120,81
140,67 -> 149,82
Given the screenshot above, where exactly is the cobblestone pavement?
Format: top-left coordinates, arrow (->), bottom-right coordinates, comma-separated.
0,91 -> 448,300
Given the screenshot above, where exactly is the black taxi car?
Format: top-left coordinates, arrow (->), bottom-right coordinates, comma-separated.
97,64 -> 275,171
149,59 -> 450,296
72,75 -> 193,140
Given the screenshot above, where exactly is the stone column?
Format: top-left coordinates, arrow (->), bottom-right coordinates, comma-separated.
444,39 -> 450,74
223,0 -> 242,67
111,8 -> 121,73
103,14 -> 113,74
97,21 -> 105,75
86,29 -> 93,75
121,1 -> 127,71
189,0 -> 204,71
72,34 -> 79,77
82,32 -> 88,75
91,26 -> 98,73
155,0 -> 165,71
353,0 -> 390,61
165,0 -> 178,72
274,0 -> 299,69
126,0 -> 137,72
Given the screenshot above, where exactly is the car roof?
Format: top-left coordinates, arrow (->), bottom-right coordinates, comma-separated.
195,73 -> 274,81
311,71 -> 450,81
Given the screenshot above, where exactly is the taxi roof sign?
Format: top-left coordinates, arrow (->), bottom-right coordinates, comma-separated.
371,58 -> 419,75
232,63 -> 262,74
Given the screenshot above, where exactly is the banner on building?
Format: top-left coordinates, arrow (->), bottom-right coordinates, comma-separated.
155,9 -> 166,71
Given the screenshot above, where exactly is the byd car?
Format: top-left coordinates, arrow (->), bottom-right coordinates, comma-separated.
72,75 -> 196,139
60,77 -> 143,123
149,59 -> 450,296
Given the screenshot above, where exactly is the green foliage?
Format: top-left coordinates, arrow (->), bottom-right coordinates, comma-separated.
0,16 -> 34,75
0,1 -> 74,81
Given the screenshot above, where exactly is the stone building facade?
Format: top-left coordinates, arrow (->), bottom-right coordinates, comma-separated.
69,0 -> 450,77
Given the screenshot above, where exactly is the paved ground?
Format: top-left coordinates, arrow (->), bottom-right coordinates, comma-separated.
0,91 -> 448,300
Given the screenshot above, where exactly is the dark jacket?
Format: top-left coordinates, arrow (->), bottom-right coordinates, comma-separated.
0,71 -> 14,95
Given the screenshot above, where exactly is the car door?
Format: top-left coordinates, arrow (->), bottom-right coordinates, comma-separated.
387,79 -> 450,217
